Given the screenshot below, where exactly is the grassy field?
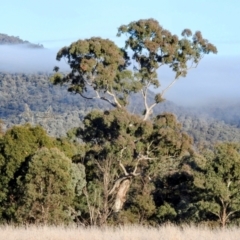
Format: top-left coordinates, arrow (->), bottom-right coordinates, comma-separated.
0,224 -> 240,240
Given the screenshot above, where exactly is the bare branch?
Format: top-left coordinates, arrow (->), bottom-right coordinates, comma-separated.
120,147 -> 127,158
79,91 -> 119,108
108,176 -> 130,195
100,96 -> 117,107
84,78 -> 94,86
79,92 -> 97,100
119,161 -> 129,176
132,154 -> 157,176
161,58 -> 202,99
142,82 -> 151,109
137,154 -> 157,161
132,158 -> 141,176
95,159 -> 104,173
106,90 -> 122,108
117,147 -> 129,176
161,77 -> 179,98
226,210 -> 239,219
209,210 -> 220,219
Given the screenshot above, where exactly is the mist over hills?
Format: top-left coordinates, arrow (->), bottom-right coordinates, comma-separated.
1,70 -> 240,146
0,35 -> 240,145
0,34 -> 70,73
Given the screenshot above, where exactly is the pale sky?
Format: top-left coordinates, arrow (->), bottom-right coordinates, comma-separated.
1,0 -> 240,106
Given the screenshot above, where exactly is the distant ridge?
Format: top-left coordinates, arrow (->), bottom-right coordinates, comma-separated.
0,33 -> 44,49
1,71 -> 240,145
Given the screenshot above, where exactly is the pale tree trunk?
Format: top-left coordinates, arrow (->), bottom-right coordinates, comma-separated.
219,198 -> 231,228
112,178 -> 131,212
84,151 -> 152,225
109,154 -> 153,213
220,206 -> 227,228
99,169 -> 112,226
141,76 -> 181,121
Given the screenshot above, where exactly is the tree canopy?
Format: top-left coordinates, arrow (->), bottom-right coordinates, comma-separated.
194,143 -> 240,227
50,18 -> 218,226
52,18 -> 217,120
0,124 -> 86,223
2,18 -> 232,227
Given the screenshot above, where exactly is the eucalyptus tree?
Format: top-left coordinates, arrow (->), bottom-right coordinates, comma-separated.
0,124 -> 85,224
51,18 -> 217,225
117,19 -> 217,120
52,18 -> 217,121
0,124 -> 54,221
66,108 -> 194,225
194,143 -> 240,227
16,147 -> 75,224
52,37 -> 133,109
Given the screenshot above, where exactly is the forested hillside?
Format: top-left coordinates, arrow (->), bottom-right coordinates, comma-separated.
0,33 -> 43,48
1,19 -> 240,228
1,71 -> 240,144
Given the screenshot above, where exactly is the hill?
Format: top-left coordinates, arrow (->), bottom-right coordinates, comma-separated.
1,71 -> 240,146
0,33 -> 44,48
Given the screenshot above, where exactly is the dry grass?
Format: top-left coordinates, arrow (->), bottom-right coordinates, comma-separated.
0,224 -> 240,240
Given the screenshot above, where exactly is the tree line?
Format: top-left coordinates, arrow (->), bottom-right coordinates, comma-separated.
1,113 -> 240,227
1,72 -> 240,145
1,18 -> 240,228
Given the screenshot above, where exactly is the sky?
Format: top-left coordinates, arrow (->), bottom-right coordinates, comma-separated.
0,0 -> 240,106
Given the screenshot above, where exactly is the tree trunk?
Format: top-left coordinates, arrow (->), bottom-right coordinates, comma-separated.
220,203 -> 228,228
112,178 -> 131,212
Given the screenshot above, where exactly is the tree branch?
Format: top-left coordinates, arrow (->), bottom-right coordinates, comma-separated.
95,159 -> 104,173
209,210 -> 220,219
108,176 -> 130,195
226,210 -> 238,219
119,161 -> 129,176
161,77 -> 179,98
106,90 -> 122,108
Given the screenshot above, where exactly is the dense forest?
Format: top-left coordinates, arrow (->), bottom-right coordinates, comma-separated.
1,72 -> 240,144
1,19 -> 240,228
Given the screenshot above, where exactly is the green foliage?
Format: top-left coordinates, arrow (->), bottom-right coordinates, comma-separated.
123,177 -> 156,225
53,19 -> 217,121
16,148 -> 75,224
0,124 -> 86,224
156,202 -> 177,222
155,93 -> 164,104
54,137 -> 85,159
52,37 -> 133,108
117,18 -> 217,88
74,108 -> 194,225
71,163 -> 86,197
194,143 -> 240,227
0,125 -> 54,221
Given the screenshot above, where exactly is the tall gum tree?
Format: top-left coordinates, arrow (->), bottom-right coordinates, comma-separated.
51,19 -> 217,225
117,19 -> 217,120
52,19 -> 217,121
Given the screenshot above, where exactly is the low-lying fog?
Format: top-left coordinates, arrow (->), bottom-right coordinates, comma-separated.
0,44 -> 239,107
0,45 -> 70,73
153,56 -> 240,107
